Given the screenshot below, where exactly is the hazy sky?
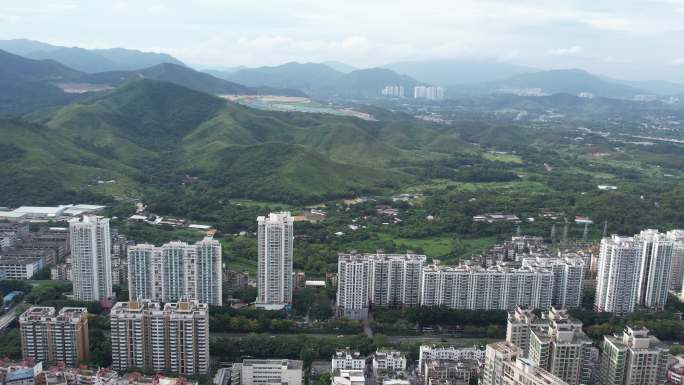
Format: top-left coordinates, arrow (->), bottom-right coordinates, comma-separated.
2,0 -> 684,81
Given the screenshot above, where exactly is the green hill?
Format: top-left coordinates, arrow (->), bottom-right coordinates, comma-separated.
0,49 -> 80,83
0,49 -> 87,114
15,79 -> 451,204
204,143 -> 409,202
84,63 -> 253,95
0,118 -> 137,206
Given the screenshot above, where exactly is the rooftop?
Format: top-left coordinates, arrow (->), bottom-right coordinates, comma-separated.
242,359 -> 303,369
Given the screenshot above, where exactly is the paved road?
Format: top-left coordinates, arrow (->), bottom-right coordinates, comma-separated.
363,312 -> 373,338
0,306 -> 17,331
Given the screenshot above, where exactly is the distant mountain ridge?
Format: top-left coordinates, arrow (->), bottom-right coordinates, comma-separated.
451,69 -> 648,98
215,62 -> 423,98
0,49 -> 309,114
0,38 -> 185,73
383,59 -> 536,85
211,62 -> 343,91
83,62 -> 253,95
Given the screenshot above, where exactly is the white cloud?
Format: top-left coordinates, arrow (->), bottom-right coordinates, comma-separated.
547,46 -> 583,56
670,58 -> 684,66
2,0 -> 684,81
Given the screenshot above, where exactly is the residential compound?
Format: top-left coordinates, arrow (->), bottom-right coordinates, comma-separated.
70,216 -> 112,301
482,342 -> 569,385
595,230 -> 681,314
420,264 -> 555,311
127,237 -> 222,305
18,306 -> 89,367
332,349 -> 367,371
336,252 -> 426,319
336,251 -> 585,318
506,307 -> 595,385
521,257 -> 584,309
598,327 -> 669,385
372,350 -> 407,373
418,345 -> 485,374
110,300 -> 209,375
256,212 -> 294,310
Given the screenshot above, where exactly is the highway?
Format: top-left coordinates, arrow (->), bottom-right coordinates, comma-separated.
0,306 -> 17,331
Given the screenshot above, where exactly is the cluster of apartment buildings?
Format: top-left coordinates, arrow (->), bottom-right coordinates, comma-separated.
417,345 -> 484,385
328,348 -> 408,385
127,238 -> 222,305
18,307 -> 90,367
110,300 -> 209,375
336,252 -> 585,319
379,85 -> 445,100
19,300 -> 210,376
595,230 -> 684,314
480,306 -> 671,385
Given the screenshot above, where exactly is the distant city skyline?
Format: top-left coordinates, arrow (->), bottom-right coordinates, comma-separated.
1,0 -> 684,82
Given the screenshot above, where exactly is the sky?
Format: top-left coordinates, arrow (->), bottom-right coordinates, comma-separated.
2,0 -> 684,81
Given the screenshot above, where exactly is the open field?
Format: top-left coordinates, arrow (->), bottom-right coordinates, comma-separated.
484,152 -> 524,164
376,233 -> 455,256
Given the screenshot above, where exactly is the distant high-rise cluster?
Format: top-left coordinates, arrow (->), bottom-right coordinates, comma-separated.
414,86 -> 445,100
257,212 -> 294,310
110,300 -> 209,375
127,237 -> 222,305
595,230 -> 680,314
381,85 -> 405,98
70,215 -> 112,301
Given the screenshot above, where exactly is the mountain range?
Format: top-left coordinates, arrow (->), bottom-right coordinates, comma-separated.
4,38 -> 684,101
211,62 -> 425,98
0,39 -> 185,73
0,49 -> 306,114
382,59 -> 536,85
448,69 -> 649,98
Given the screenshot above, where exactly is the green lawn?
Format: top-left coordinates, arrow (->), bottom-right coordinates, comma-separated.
377,233 -> 455,256
224,258 -> 257,275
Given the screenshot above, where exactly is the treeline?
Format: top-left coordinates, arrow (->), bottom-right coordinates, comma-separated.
570,300 -> 684,342
393,154 -> 520,183
211,333 -> 377,365
371,307 -> 507,338
209,305 -> 360,334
